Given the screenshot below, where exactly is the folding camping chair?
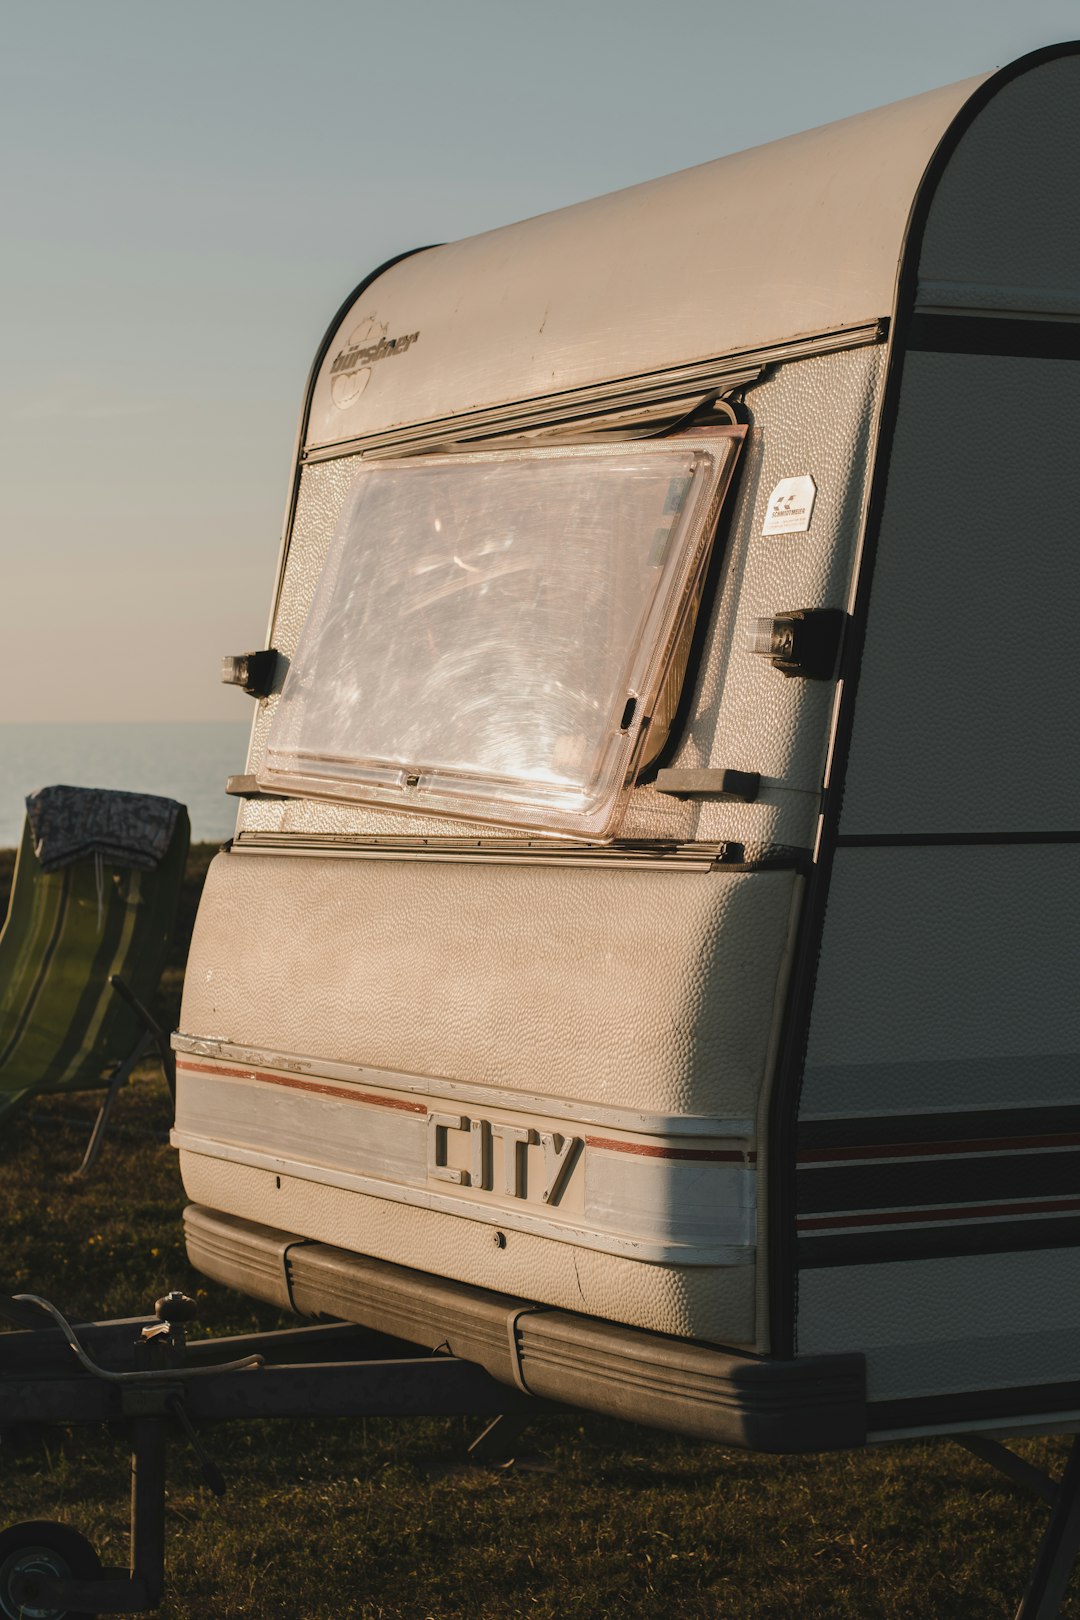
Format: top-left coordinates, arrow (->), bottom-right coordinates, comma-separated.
0,787 -> 190,1174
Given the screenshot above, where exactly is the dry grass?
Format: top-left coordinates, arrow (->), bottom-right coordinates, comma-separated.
0,846 -> 1073,1617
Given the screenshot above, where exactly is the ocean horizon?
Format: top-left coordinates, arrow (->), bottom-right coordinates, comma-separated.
0,721 -> 251,847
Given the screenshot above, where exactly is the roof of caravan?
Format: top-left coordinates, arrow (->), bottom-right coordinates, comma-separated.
307,70 -> 993,449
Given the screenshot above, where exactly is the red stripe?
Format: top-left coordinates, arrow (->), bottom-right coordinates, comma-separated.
798,1194 -> 1080,1232
798,1132 -> 1080,1164
585,1134 -> 753,1163
177,1060 -> 753,1154
176,1059 -> 427,1114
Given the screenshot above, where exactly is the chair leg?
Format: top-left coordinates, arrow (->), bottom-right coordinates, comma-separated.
109,975 -> 175,1100
158,1038 -> 176,1103
1015,1436 -> 1080,1619
73,1035 -> 154,1178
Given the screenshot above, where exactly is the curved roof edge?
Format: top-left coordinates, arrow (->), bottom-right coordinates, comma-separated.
899,42 -> 1080,323
304,49 -> 1076,449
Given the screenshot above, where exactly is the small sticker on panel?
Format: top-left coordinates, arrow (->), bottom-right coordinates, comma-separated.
762,475 -> 817,535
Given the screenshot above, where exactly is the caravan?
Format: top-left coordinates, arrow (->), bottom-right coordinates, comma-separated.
177,43 -> 1080,1455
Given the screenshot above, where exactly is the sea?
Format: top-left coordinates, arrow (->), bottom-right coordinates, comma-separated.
0,722 -> 251,848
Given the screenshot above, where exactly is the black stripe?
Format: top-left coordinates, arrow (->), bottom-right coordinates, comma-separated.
870,1377 -> 1080,1433
799,1214 -> 1080,1269
835,830 -> 1080,848
799,1103 -> 1080,1153
798,1151 -> 1080,1216
907,312 -> 1080,360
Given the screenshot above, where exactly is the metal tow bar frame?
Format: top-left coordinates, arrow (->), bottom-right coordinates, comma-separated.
0,1293 -> 528,1615
956,1433 -> 1080,1619
6,1293 -> 1080,1615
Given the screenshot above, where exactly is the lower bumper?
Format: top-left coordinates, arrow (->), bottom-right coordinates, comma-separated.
184,1204 -> 866,1453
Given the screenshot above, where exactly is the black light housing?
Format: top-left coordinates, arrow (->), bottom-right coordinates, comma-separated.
749,609 -> 846,680
221,649 -> 279,699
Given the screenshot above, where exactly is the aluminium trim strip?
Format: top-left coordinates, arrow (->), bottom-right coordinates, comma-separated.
355,387 -> 757,460
170,1035 -> 755,1138
300,319 -> 886,463
228,835 -> 737,871
301,372 -> 762,463
171,1136 -> 753,1267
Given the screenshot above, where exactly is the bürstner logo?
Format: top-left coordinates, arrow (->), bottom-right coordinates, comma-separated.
329,314 -> 420,408
762,474 -> 817,536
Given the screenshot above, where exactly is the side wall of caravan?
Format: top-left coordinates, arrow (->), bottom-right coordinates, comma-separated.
794,55 -> 1080,1433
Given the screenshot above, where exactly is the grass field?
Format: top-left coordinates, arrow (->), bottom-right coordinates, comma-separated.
0,844 -> 1074,1618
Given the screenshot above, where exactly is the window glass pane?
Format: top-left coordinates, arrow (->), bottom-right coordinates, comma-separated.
260,433 -> 743,838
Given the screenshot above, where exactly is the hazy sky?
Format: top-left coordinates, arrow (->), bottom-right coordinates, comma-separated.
2,0 -> 1078,722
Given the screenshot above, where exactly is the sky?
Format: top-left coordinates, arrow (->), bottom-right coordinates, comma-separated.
2,0 -> 1078,723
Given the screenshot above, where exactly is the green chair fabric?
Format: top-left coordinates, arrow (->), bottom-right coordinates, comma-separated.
0,807 -> 190,1125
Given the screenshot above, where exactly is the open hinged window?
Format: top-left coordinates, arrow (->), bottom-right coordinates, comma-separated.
259,429 -> 745,840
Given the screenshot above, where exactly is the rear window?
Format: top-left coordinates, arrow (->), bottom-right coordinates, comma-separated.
259,431 -> 744,839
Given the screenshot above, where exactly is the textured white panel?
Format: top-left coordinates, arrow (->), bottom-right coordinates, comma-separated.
839,352 -> 1080,835
179,1152 -> 757,1346
244,344 -> 885,854
799,1248 -> 1080,1402
802,845 -> 1080,1118
180,852 -> 801,1121
919,56 -> 1080,313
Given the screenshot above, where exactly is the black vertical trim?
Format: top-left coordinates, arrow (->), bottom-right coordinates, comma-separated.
766,40 -> 1080,1360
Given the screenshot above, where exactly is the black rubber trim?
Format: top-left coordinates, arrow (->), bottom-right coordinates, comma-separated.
769,40 -> 1080,1361
908,312 -> 1080,359
800,1215 -> 1080,1270
798,1151 -> 1080,1216
835,830 -> 1080,848
799,1103 -> 1080,1153
870,1378 -> 1080,1433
